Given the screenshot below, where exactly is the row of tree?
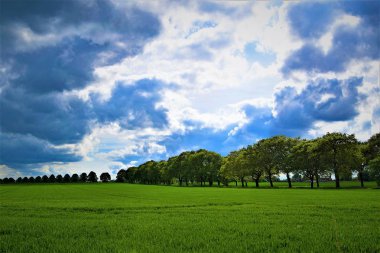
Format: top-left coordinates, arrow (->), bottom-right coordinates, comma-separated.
0,171 -> 112,184
114,132 -> 380,188
1,132 -> 379,188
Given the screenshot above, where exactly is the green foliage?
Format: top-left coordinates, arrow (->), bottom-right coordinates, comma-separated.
71,174 -> 79,183
79,173 -> 87,182
100,172 -> 111,183
368,157 -> 380,186
116,169 -> 127,182
315,132 -> 359,188
87,171 -> 98,182
221,149 -> 249,187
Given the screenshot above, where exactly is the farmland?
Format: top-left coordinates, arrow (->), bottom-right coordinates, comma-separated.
1,183 -> 379,252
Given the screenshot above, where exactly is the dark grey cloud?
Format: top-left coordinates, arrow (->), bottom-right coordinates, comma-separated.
0,133 -> 81,166
0,88 -> 91,145
92,79 -> 168,129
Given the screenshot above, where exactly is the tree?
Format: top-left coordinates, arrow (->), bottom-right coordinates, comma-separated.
49,174 -> 56,183
245,145 -> 263,188
167,153 -> 190,186
71,173 -> 79,182
157,160 -> 172,185
16,177 -> 22,183
368,157 -> 380,187
29,177 -> 35,183
116,169 -> 127,182
22,177 -> 29,183
253,137 -> 282,187
190,149 -> 222,186
125,167 -> 137,183
270,136 -> 299,188
100,172 -> 111,182
359,133 -> 380,187
79,172 -> 87,182
63,174 -> 71,183
35,176 -> 42,183
56,174 -> 63,183
365,133 -> 380,161
292,140 -> 317,188
220,150 -> 249,187
42,175 -> 49,183
8,178 -> 15,183
87,171 -> 98,182
316,132 -> 358,188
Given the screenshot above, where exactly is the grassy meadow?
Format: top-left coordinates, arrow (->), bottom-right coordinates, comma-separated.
0,183 -> 379,252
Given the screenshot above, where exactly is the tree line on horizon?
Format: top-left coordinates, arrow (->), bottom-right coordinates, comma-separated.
1,132 -> 379,188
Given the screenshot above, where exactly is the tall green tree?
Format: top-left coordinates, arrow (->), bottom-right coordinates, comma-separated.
253,137 -> 282,187
244,145 -> 263,187
168,152 -> 191,186
220,149 -> 249,187
79,173 -> 87,182
360,133 -> 380,186
116,169 -> 127,182
56,174 -> 63,183
271,136 -> 299,188
63,174 -> 71,183
42,175 -> 49,183
368,157 -> 380,186
49,174 -> 56,183
291,140 -> 318,188
316,132 -> 358,188
157,160 -> 172,185
88,171 -> 98,182
190,149 -> 222,186
71,174 -> 79,182
100,172 -> 111,182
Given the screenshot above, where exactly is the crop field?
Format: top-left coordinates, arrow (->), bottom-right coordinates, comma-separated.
1,184 -> 379,253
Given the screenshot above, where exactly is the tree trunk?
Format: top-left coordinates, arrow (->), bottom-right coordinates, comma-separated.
359,170 -> 364,188
268,172 -> 273,187
286,173 -> 292,188
334,171 -> 340,188
235,180 -> 238,187
241,178 -> 244,187
255,178 -> 259,188
179,178 -> 183,186
315,173 -> 320,188
245,181 -> 248,187
209,180 -> 213,186
310,175 -> 314,189
217,180 -> 220,187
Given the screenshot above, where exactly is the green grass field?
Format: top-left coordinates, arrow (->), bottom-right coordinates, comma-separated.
1,183 -> 379,252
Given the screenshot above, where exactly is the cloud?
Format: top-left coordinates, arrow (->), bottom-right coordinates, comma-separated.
0,88 -> 91,145
1,0 -> 161,93
235,77 -> 364,138
0,133 -> 81,167
92,79 -> 168,129
0,0 -> 163,172
287,2 -> 337,40
0,78 -> 169,166
282,1 -> 380,75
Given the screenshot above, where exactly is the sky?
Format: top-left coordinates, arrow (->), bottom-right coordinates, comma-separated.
0,0 -> 379,178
